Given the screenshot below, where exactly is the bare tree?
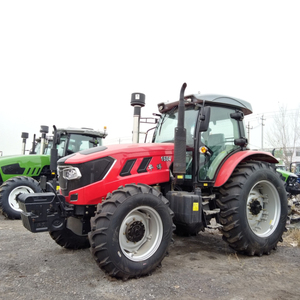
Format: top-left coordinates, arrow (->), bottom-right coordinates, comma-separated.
266,104 -> 300,167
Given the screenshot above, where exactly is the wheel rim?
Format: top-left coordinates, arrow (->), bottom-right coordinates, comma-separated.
119,205 -> 163,262
246,180 -> 281,237
9,186 -> 35,212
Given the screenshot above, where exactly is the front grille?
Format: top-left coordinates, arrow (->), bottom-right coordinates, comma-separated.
58,156 -> 115,196
2,163 -> 25,174
288,175 -> 297,186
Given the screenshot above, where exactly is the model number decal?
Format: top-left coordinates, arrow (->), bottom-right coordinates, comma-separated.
161,156 -> 171,162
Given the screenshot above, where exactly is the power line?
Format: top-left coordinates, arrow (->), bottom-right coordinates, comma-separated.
246,121 -> 253,144
245,109 -> 299,121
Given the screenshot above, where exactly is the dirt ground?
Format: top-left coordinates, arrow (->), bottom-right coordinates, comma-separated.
1,214 -> 300,300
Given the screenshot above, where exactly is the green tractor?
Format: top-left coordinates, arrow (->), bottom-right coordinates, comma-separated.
275,162 -> 300,218
290,162 -> 300,184
0,125 -> 107,219
276,168 -> 300,197
271,150 -> 300,199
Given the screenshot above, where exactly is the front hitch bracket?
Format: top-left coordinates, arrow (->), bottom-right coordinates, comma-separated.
17,192 -> 73,233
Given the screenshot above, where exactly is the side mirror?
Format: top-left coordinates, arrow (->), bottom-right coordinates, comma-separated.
56,132 -> 61,145
52,125 -> 61,145
199,106 -> 211,132
230,111 -> 244,121
50,148 -> 58,171
234,138 -> 248,148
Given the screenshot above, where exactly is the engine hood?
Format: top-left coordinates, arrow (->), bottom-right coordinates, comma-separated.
57,143 -> 175,205
58,143 -> 175,165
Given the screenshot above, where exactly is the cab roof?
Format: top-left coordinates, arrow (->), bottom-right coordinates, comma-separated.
56,127 -> 107,138
158,94 -> 253,116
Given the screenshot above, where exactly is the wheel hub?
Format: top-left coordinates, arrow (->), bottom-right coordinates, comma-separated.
125,220 -> 145,243
9,186 -> 35,212
249,199 -> 263,215
246,180 -> 281,237
119,205 -> 164,262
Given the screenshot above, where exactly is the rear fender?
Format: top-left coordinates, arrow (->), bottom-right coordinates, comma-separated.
214,150 -> 278,187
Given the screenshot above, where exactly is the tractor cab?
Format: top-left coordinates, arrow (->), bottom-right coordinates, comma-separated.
45,126 -> 108,190
54,127 -> 106,158
28,126 -> 106,159
153,93 -> 252,187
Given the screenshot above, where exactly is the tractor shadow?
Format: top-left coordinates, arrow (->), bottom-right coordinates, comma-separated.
170,229 -> 236,259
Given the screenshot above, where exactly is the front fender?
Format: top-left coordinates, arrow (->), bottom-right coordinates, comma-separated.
214,150 -> 278,187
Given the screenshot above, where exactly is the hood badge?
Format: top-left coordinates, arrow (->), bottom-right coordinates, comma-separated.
148,164 -> 154,171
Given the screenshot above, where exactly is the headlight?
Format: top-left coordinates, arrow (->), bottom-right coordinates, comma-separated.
62,167 -> 82,180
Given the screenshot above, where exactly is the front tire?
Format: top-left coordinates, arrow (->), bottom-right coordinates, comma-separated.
217,161 -> 288,256
89,183 -> 174,280
0,176 -> 42,219
49,226 -> 90,250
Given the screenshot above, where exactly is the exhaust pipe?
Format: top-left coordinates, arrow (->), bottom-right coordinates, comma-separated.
39,126 -> 49,155
131,93 -> 145,143
30,134 -> 36,154
21,132 -> 29,155
173,83 -> 187,176
50,125 -> 58,173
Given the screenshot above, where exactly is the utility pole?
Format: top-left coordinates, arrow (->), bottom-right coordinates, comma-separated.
246,121 -> 253,145
261,115 -> 266,150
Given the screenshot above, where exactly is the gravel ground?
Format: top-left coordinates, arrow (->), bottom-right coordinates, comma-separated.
1,214 -> 300,300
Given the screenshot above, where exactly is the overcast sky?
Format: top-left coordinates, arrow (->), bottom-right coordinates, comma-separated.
1,0 -> 299,155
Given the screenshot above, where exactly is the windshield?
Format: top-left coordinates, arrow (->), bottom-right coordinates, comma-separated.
153,106 -> 199,147
34,139 -> 53,155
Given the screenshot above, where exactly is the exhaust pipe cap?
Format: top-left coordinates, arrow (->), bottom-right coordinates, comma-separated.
131,93 -> 145,107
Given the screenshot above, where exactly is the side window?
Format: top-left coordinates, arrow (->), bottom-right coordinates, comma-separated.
202,107 -> 239,153
79,140 -> 89,151
67,135 -> 86,153
68,134 -> 102,153
56,134 -> 102,157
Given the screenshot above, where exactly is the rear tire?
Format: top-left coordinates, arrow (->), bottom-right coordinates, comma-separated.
89,183 -> 174,279
0,176 -> 42,219
217,161 -> 287,256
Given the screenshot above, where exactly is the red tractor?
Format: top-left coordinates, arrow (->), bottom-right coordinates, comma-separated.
18,83 -> 287,280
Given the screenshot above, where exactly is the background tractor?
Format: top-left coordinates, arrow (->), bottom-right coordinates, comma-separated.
276,167 -> 300,197
290,162 -> 300,183
0,125 -> 107,219
18,83 -> 287,280
275,162 -> 300,220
